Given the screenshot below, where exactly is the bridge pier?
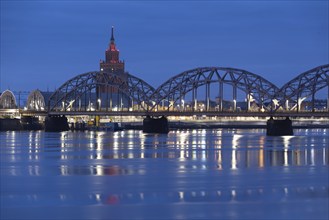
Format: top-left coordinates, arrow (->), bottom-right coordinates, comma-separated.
266,117 -> 293,136
45,115 -> 69,132
143,115 -> 169,133
21,116 -> 43,130
0,118 -> 22,131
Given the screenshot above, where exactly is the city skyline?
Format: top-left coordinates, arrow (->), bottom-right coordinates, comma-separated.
1,1 -> 328,94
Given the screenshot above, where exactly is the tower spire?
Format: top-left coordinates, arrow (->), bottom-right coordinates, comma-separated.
111,26 -> 115,43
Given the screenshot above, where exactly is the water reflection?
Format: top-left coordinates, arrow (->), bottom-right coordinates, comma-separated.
57,129 -> 328,176
59,164 -> 145,176
3,186 -> 327,207
99,186 -> 328,204
1,129 -> 328,219
0,129 -> 328,176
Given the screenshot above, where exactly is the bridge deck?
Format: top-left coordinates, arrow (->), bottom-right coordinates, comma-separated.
47,110 -> 329,118
1,109 -> 328,118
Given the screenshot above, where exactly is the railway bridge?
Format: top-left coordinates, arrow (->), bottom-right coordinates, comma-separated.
1,64 -> 328,120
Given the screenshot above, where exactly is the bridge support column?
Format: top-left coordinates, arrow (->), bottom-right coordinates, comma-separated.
193,88 -> 197,111
297,98 -> 301,112
311,84 -> 316,112
219,81 -> 223,111
194,99 -> 197,112
246,92 -> 250,112
296,92 -> 300,113
285,100 -> 289,111
180,96 -> 183,112
106,90 -> 109,111
96,88 -> 101,110
233,85 -> 237,112
161,100 -> 165,110
206,83 -> 210,111
110,92 -> 113,111
120,93 -> 123,111
260,97 -> 264,112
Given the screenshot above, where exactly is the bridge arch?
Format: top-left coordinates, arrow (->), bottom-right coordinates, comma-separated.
150,67 -> 279,112
26,90 -> 53,111
48,71 -> 155,112
277,64 -> 329,111
0,90 -> 17,109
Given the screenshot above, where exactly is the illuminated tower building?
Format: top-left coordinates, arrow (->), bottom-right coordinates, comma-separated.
97,27 -> 129,111
100,26 -> 125,75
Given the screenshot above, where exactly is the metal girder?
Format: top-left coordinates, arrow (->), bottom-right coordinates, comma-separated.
0,90 -> 17,109
149,67 -> 279,111
48,71 -> 155,111
275,64 -> 329,110
45,64 -> 329,113
26,90 -> 45,110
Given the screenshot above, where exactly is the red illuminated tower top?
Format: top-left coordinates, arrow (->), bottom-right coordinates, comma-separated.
100,26 -> 125,74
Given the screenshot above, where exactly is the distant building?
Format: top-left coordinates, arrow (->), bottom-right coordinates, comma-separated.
97,27 -> 129,110
100,26 -> 125,76
301,99 -> 327,111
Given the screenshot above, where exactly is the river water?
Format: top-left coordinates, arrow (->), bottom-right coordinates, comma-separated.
1,129 -> 328,219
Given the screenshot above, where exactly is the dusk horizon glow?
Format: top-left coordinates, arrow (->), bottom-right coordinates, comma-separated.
1,1 -> 328,94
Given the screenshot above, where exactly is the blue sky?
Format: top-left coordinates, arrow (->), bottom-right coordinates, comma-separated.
1,0 -> 328,93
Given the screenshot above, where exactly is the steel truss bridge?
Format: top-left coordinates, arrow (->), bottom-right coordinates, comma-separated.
2,64 -> 329,118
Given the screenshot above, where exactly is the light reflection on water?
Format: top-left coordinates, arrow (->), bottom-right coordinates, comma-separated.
1,129 -> 328,219
6,129 -> 326,173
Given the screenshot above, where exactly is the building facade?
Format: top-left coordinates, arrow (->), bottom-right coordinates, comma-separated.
100,26 -> 125,76
97,27 -> 129,110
